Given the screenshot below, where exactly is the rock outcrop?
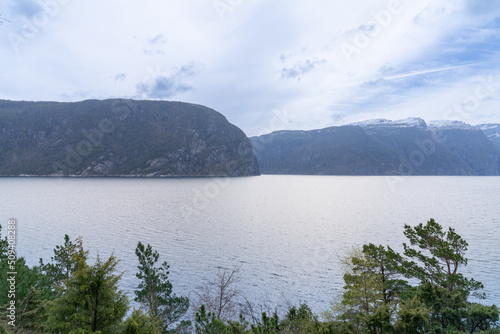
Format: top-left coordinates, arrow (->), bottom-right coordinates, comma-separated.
0,99 -> 259,177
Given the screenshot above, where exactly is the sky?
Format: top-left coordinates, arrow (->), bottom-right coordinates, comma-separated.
1,0 -> 500,136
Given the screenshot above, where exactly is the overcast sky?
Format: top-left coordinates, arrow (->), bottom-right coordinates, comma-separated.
1,0 -> 500,136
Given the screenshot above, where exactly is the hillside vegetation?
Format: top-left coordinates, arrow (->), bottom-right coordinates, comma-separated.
1,220 -> 498,333
0,99 -> 259,177
251,118 -> 500,175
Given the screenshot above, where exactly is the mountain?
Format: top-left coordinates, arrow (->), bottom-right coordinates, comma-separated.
251,118 -> 500,176
0,99 -> 259,177
477,123 -> 500,152
250,126 -> 401,175
428,121 -> 500,175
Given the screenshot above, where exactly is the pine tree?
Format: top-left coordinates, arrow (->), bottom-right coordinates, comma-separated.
39,235 -> 85,299
45,250 -> 128,333
135,241 -> 189,332
121,309 -> 162,334
401,218 -> 483,296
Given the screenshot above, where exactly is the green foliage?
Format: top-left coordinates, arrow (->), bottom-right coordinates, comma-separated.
396,219 -> 498,333
329,219 -> 499,334
0,225 -> 8,258
463,303 -> 500,333
0,325 -> 9,334
401,219 -> 484,297
0,257 -> 41,310
1,221 -> 499,333
365,304 -> 394,334
362,243 -> 410,304
194,304 -> 230,334
135,241 -> 189,332
339,247 -> 383,316
14,287 -> 48,332
121,309 -> 162,334
39,235 -> 86,299
251,312 -> 280,333
280,303 -> 324,333
0,99 -> 258,177
394,296 -> 430,334
45,251 -> 128,333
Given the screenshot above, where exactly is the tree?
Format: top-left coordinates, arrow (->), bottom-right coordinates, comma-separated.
13,287 -> 48,332
0,257 -> 40,306
339,247 -> 385,316
362,243 -> 411,304
45,251 -> 129,333
0,224 -> 8,258
398,219 -> 495,332
323,247 -> 391,333
194,305 -> 231,334
280,303 -> 325,334
330,220 -> 499,333
39,235 -> 84,298
135,241 -> 189,332
121,309 -> 162,334
251,311 -> 281,334
401,219 -> 483,297
394,296 -> 430,334
194,266 -> 243,321
463,303 -> 500,333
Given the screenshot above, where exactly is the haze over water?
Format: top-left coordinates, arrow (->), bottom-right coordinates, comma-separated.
1,175 -> 499,313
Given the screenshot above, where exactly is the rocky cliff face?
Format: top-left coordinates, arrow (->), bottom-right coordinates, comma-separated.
251,118 -> 500,176
478,123 -> 500,152
250,126 -> 401,175
0,99 -> 259,177
429,121 -> 500,176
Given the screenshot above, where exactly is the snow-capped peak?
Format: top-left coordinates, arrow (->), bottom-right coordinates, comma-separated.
427,120 -> 476,130
348,117 -> 427,129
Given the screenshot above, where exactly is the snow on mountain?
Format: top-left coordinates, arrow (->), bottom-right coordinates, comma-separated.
348,117 -> 427,129
477,123 -> 500,132
427,120 -> 477,130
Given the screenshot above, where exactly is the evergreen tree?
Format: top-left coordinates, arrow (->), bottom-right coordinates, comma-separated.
135,241 -> 189,332
394,296 -> 430,333
251,312 -> 280,334
121,309 -> 162,334
0,224 -> 8,258
45,250 -> 128,333
401,219 -> 483,296
0,257 -> 40,307
14,287 -> 48,332
398,219 -> 496,332
194,304 -> 229,334
39,234 -> 83,298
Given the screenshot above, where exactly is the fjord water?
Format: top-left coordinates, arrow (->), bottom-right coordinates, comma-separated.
1,176 -> 499,312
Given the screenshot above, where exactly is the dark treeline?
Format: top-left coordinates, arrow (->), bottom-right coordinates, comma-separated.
0,219 -> 499,333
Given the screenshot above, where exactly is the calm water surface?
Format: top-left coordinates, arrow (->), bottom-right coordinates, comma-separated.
1,176 -> 499,313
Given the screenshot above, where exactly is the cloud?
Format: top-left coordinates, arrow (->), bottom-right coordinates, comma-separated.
281,58 -> 327,80
8,0 -> 42,17
381,64 -> 472,82
466,0 -> 500,16
1,1 -> 500,134
136,62 -> 200,99
137,77 -> 192,99
114,73 -> 126,82
143,34 -> 167,55
148,34 -> 166,44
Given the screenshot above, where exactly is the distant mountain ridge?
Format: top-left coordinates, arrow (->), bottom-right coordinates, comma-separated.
0,99 -> 259,177
477,123 -> 500,152
251,118 -> 500,175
